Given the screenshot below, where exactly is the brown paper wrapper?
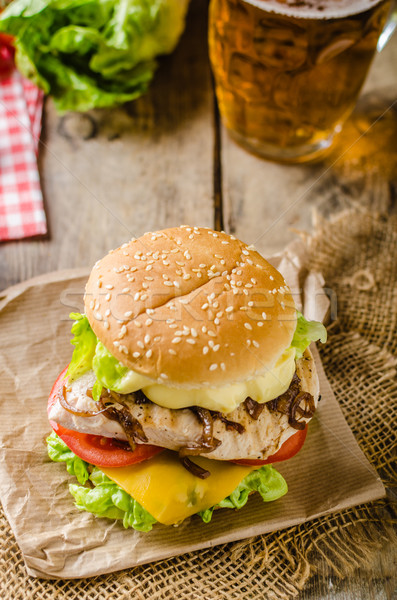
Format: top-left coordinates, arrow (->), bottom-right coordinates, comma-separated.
0,247 -> 385,579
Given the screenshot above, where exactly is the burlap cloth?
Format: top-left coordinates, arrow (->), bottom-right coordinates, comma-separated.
0,209 -> 396,598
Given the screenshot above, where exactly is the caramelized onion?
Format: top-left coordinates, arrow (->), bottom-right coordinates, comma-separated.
244,397 -> 265,420
179,456 -> 210,480
266,373 -> 316,430
59,386 -> 110,418
213,412 -> 245,434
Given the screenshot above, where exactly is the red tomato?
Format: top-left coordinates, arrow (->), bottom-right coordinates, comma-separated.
231,426 -> 307,466
0,33 -> 14,79
47,366 -> 163,468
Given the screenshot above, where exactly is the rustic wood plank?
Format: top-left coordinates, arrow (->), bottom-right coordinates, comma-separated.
0,0 -> 214,291
221,34 -> 397,258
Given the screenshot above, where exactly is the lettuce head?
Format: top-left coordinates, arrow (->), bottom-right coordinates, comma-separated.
0,0 -> 190,111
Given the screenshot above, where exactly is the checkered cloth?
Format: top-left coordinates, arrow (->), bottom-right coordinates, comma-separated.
0,69 -> 46,241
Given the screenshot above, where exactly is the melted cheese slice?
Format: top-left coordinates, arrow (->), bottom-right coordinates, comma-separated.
115,347 -> 296,414
100,451 -> 255,525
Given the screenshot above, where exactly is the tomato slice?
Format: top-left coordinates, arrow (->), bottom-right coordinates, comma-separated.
47,366 -> 163,468
0,33 -> 14,79
231,426 -> 307,466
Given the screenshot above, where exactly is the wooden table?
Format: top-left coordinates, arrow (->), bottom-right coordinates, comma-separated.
1,1 -> 396,597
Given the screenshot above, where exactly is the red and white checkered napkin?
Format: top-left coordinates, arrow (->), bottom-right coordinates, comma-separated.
0,69 -> 47,241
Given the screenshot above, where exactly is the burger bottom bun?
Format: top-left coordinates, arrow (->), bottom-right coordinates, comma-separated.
54,348 -> 319,461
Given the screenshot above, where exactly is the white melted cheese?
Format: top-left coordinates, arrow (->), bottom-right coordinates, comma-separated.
116,347 -> 296,414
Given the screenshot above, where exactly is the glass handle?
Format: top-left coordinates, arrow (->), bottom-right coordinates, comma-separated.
377,1 -> 397,51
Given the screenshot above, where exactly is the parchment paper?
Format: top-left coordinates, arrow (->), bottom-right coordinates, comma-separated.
0,245 -> 385,579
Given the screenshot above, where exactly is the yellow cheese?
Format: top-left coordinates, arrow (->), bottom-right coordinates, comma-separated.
100,451 -> 255,525
115,347 -> 296,414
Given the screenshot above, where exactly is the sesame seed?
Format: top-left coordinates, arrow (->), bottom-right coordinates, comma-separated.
106,293 -> 111,301
208,330 -> 216,337
120,325 -> 127,335
209,363 -> 218,371
144,334 -> 151,344
137,341 -> 145,349
208,340 -> 214,348
246,259 -> 253,265
130,267 -> 137,272
253,340 -> 260,348
257,322 -> 264,327
213,344 -> 220,352
154,336 -> 161,343
202,326 -> 207,333
203,347 -> 209,355
146,308 -> 154,315
225,306 -> 233,313
134,321 -> 142,328
142,282 -> 149,289
221,241 -> 229,245
172,337 -> 182,344
269,275 -> 274,281
244,322 -> 253,330
248,301 -> 254,307
89,300 -> 95,309
214,318 -> 220,325
146,265 -> 153,271
262,312 -> 267,319
201,303 -> 209,310
133,352 -> 140,358
191,328 -> 198,337
176,261 -> 185,267
113,341 -> 120,347
105,284 -> 114,290
120,345 -> 128,354
145,276 -> 154,281
220,363 -> 226,371
97,280 -> 102,288
146,349 -> 153,358
104,321 -> 109,330
141,294 -> 148,301
242,250 -> 249,256
164,281 -> 173,287
145,318 -> 153,326
183,274 -> 191,280
160,373 -> 168,379
281,301 -> 285,309
95,312 -> 102,321
169,349 -> 177,355
134,292 -> 140,301
122,287 -> 130,293
186,338 -> 196,344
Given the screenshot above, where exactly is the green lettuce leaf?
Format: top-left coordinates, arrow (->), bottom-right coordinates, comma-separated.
70,468 -> 157,531
198,465 -> 288,523
0,0 -> 190,112
46,431 -> 90,484
67,312 -> 98,382
47,433 -> 288,530
291,312 -> 327,360
91,340 -> 130,401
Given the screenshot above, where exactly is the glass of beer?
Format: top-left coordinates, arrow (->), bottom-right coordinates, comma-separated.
208,0 -> 394,162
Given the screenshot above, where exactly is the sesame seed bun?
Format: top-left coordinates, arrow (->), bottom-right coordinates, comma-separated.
84,226 -> 297,387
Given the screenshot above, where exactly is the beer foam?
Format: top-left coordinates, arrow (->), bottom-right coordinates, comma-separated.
244,0 -> 385,20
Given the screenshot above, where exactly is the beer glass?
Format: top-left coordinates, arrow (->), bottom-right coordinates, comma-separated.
209,0 -> 395,162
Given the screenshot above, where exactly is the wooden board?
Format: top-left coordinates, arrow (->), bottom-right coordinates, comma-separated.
0,0 -> 214,290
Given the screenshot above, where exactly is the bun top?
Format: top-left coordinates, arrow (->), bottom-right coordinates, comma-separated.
84,226 -> 297,387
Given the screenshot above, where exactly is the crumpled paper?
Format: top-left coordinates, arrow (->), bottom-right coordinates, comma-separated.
0,244 -> 385,579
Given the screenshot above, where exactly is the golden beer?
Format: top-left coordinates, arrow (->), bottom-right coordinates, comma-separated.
209,0 -> 392,162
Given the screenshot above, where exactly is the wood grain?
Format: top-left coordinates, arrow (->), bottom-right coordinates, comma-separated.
0,0 -> 214,290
